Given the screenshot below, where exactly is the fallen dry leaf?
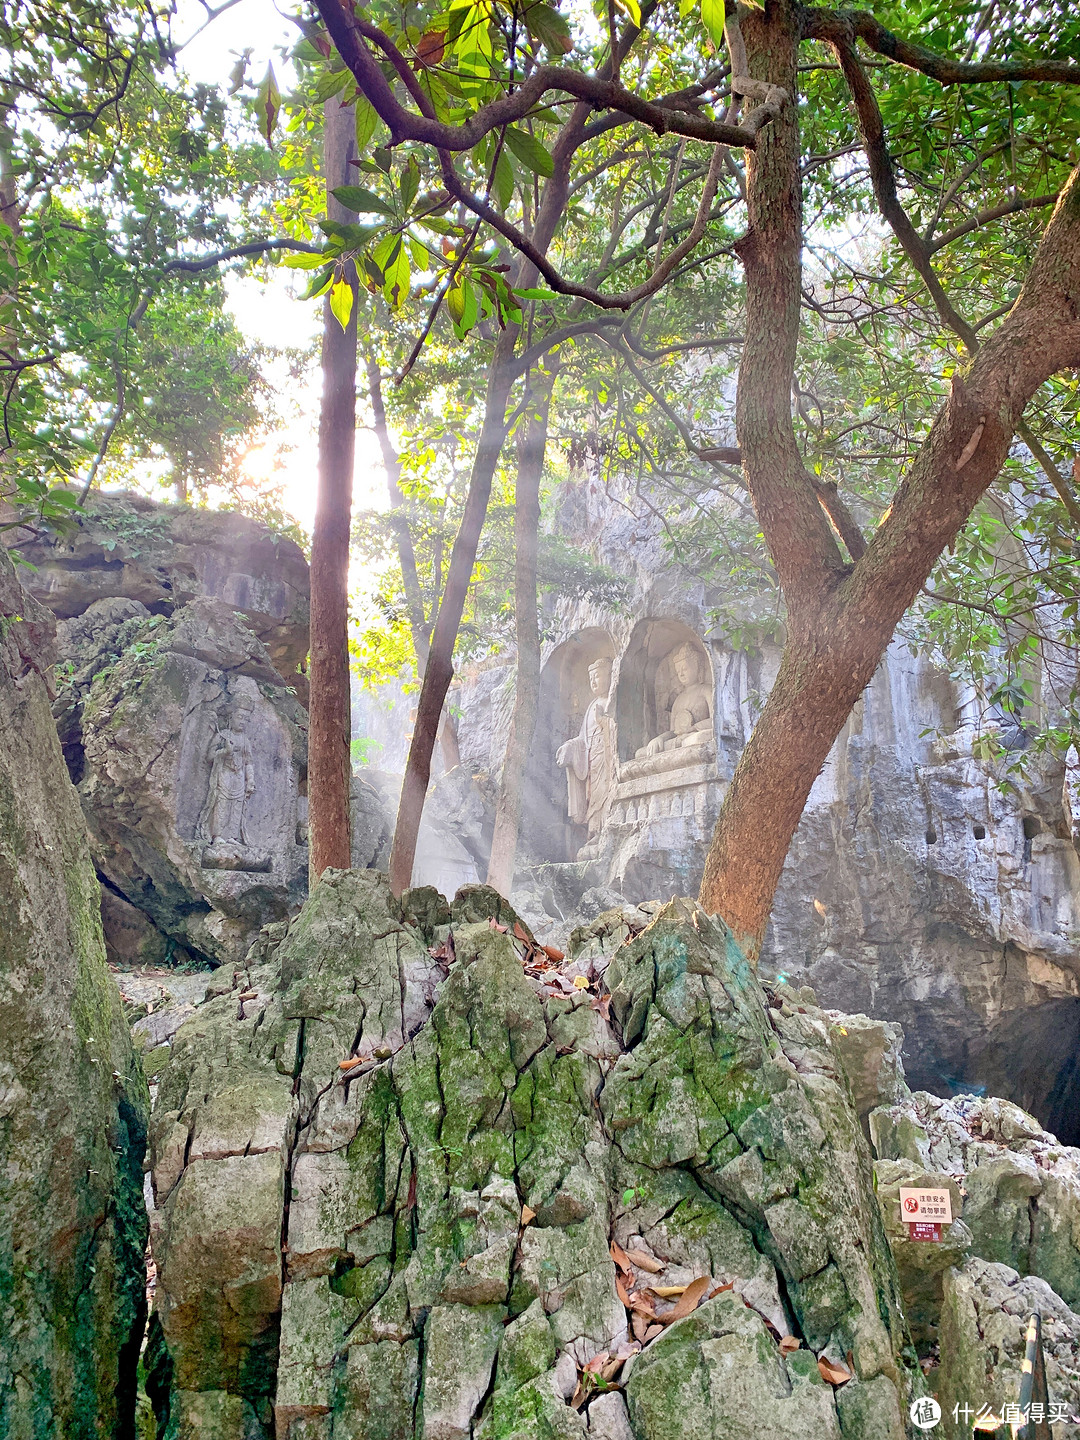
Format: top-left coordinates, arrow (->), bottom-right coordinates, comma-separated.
663,1275 -> 712,1322
488,918 -> 508,933
708,1282 -> 734,1298
817,1358 -> 853,1386
600,1356 -> 622,1382
520,1204 -> 536,1226
583,1351 -> 610,1375
629,1291 -> 658,1319
610,1241 -> 631,1272
813,898 -> 827,918
573,975 -> 590,990
625,1248 -> 663,1274
631,1313 -> 650,1341
570,1382 -> 585,1410
237,989 -> 257,1001
543,945 -> 565,961
338,1055 -> 368,1071
644,1323 -> 663,1343
779,1336 -> 801,1355
650,1285 -> 688,1298
615,1274 -> 631,1307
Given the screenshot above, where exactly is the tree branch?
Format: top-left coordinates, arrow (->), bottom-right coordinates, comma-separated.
927,192 -> 1059,254
313,0 -> 784,152
805,7 -> 1080,85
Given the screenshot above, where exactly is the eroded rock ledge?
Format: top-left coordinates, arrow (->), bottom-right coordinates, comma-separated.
145,872 -> 919,1438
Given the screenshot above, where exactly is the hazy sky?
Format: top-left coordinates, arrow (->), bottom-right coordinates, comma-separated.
172,0 -> 386,535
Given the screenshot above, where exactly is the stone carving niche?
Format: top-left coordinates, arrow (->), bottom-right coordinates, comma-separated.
522,628 -> 615,862
610,620 -> 719,829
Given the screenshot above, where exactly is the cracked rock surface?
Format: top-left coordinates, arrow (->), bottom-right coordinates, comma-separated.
144,870 -> 921,1437
0,546 -> 148,1435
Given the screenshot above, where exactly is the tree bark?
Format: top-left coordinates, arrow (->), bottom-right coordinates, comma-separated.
485,366 -> 556,895
699,28 -> 1080,960
308,102 -> 358,880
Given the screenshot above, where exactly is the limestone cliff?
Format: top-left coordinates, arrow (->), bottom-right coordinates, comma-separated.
0,546 -> 149,1435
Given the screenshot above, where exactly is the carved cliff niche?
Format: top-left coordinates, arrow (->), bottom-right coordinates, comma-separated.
522,628 -> 615,863
615,619 -> 714,763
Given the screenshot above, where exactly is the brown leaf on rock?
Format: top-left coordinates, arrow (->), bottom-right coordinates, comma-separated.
610,1241 -> 631,1272
644,1323 -> 663,1343
543,945 -> 565,961
406,1168 -> 417,1211
708,1281 -> 734,1298
650,1285 -> 688,1298
570,1381 -> 585,1410
631,1312 -> 649,1341
590,992 -> 612,1021
625,1248 -> 663,1273
629,1290 -> 657,1318
488,918 -> 508,933
584,1351 -> 610,1375
778,1336 -> 801,1355
664,1275 -> 712,1322
520,1204 -> 536,1225
616,1273 -> 631,1307
817,1358 -> 853,1386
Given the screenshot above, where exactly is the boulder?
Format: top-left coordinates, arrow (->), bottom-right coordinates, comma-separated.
936,1258 -> 1080,1439
143,875 -> 921,1436
0,546 -> 148,1434
870,1089 -> 1080,1312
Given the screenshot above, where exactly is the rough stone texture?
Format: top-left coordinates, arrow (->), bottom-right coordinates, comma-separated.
18,489 -> 309,683
870,1089 -> 1080,1315
936,1258 -> 1080,1439
66,594 -> 309,967
0,546 -> 149,1435
422,469 -> 1080,1144
143,876 -> 921,1437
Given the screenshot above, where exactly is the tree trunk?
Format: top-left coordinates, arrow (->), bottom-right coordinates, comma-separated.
367,352 -> 463,775
486,367 -> 556,895
387,109 -> 584,893
698,9 -> 1080,957
388,328 -> 518,892
308,101 -> 357,880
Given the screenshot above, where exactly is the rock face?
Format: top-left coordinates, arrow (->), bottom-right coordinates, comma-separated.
143,875 -> 920,1437
63,593 -> 309,967
18,490 -> 309,684
431,470 -> 1080,1143
0,547 -> 148,1434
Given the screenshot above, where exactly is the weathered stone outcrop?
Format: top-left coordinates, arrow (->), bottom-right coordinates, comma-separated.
17,490 -> 309,683
0,547 -> 148,1434
428,469 -> 1080,1143
871,1088 -> 1080,1314
143,875 -> 920,1438
63,593 -> 309,967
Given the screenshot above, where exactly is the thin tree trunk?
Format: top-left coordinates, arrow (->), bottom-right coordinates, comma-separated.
308,101 -> 357,880
387,107 -> 587,893
698,7 -> 1080,956
486,368 -> 556,895
388,330 -> 518,892
368,352 -> 463,773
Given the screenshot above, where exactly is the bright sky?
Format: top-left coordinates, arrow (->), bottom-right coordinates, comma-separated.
174,0 -> 386,537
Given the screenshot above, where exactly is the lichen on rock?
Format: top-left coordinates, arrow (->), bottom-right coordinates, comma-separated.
144,870 -> 921,1437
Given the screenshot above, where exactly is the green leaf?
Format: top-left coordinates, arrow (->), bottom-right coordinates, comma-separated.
330,276 -> 354,331
255,62 -> 281,146
504,126 -> 554,178
522,2 -> 573,55
301,264 -> 335,300
399,158 -> 420,214
319,219 -> 382,249
280,251 -> 331,270
447,274 -> 480,336
331,185 -> 397,218
493,148 -> 515,210
618,0 -> 641,26
512,285 -> 558,299
700,0 -> 725,48
313,67 -> 352,103
355,97 -> 378,150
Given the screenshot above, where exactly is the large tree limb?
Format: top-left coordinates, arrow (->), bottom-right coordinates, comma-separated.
313,0 -> 782,152
804,7 -> 1080,85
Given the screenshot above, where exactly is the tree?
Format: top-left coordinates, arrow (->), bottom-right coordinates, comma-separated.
308,100 -> 358,878
302,0 -> 1080,950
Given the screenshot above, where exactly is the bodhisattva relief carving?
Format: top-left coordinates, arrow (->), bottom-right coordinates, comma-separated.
556,657 -> 615,857
200,693 -> 271,872
632,641 -> 714,766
